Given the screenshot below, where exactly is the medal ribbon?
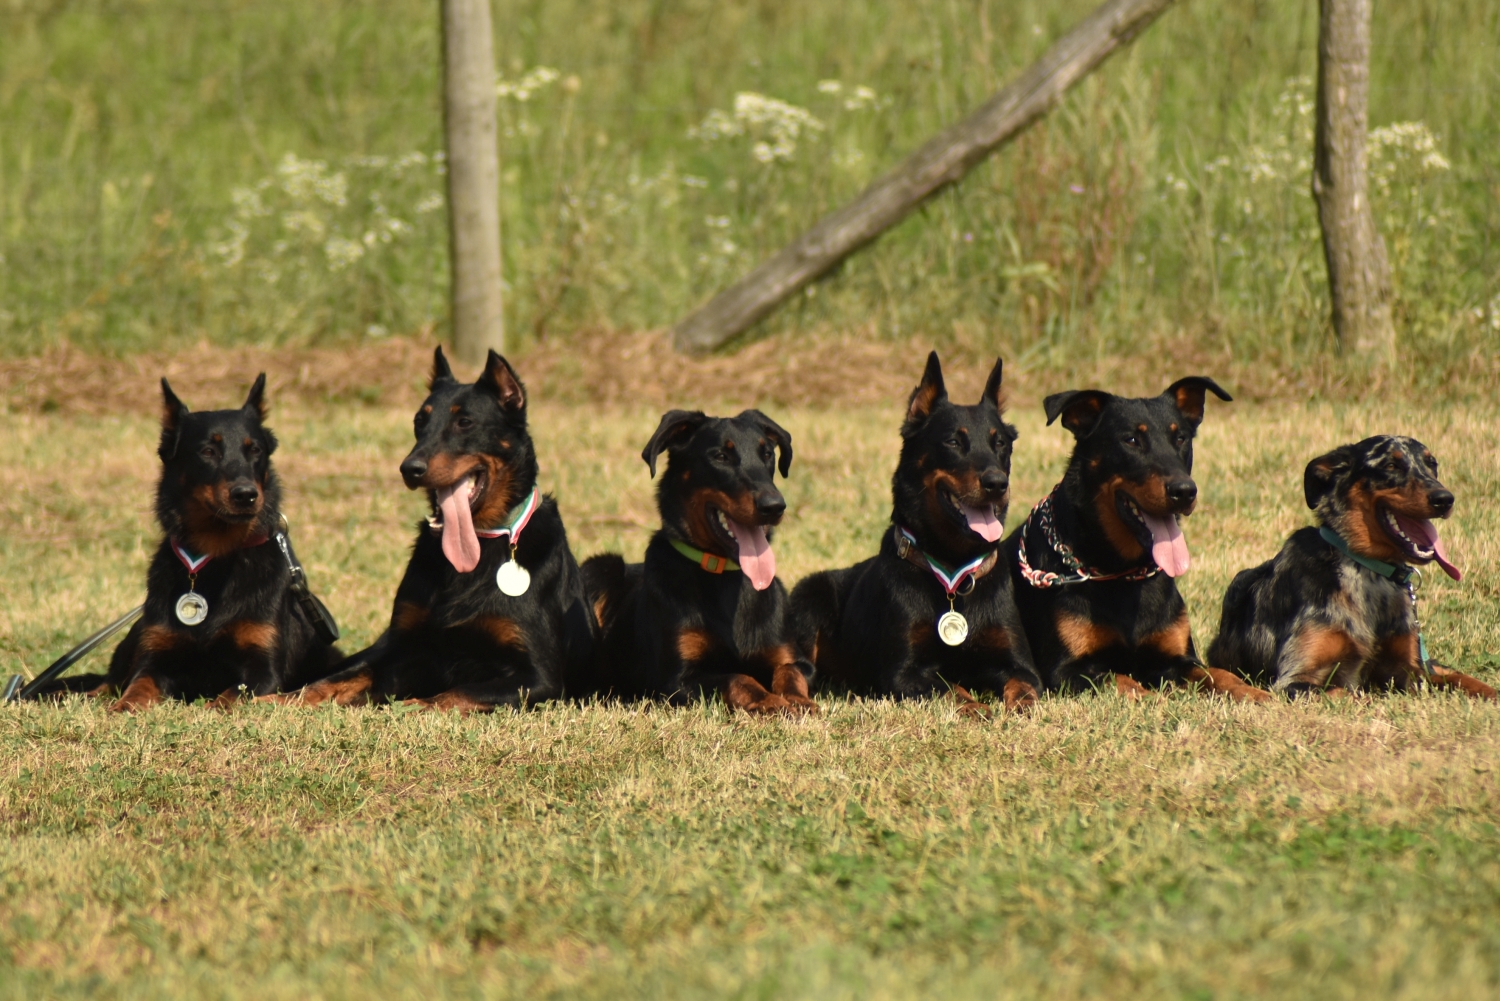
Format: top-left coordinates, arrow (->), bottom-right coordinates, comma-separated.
475,488 -> 540,547
171,540 -> 214,575
896,527 -> 990,597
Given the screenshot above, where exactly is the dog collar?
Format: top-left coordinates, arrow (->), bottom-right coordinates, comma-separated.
1319,525 -> 1432,675
1016,491 -> 1159,588
475,487 -> 540,543
170,531 -> 271,574
895,526 -> 997,596
669,537 -> 739,574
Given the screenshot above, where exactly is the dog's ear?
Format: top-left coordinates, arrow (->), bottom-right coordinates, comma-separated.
641,410 -> 709,477
429,346 -> 456,388
979,356 -> 1005,412
1044,389 -> 1111,437
740,409 -> 794,478
159,378 -> 190,460
476,350 -> 526,414
242,373 -> 269,422
1304,446 -> 1355,510
1163,376 -> 1232,424
904,351 -> 947,429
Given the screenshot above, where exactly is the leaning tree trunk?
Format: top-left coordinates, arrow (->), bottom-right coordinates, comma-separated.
442,0 -> 506,364
1312,0 -> 1394,362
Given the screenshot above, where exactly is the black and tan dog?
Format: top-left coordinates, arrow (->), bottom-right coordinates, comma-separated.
1208,435 -> 1495,699
582,409 -> 815,714
1004,378 -> 1268,701
271,349 -> 594,710
33,376 -> 342,710
789,353 -> 1040,716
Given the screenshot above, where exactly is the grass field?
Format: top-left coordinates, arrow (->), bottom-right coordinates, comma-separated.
4,359 -> 1500,998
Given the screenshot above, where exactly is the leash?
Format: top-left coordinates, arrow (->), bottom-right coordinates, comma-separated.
3,604 -> 145,704
894,526 -> 999,646
669,537 -> 739,574
1319,525 -> 1431,675
1016,491 -> 1159,588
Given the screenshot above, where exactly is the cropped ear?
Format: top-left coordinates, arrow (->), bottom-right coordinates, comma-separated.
1044,389 -> 1112,438
1303,446 -> 1355,510
429,346 -> 456,388
159,378 -> 190,460
242,373 -> 269,422
476,350 -> 526,413
1163,376 -> 1232,424
979,356 -> 1005,412
903,351 -> 947,429
641,410 -> 709,477
740,409 -> 793,478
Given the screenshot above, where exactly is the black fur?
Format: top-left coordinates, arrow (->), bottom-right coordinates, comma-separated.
789,353 -> 1041,714
582,409 -> 817,714
37,375 -> 341,709
281,349 -> 594,710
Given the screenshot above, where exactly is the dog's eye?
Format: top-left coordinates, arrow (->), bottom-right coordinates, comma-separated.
455,416 -> 475,431
709,448 -> 729,463
199,446 -> 216,459
1124,434 -> 1141,448
246,443 -> 261,456
945,437 -> 960,449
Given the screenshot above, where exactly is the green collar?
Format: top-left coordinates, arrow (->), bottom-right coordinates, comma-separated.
1318,526 -> 1415,584
670,537 -> 739,574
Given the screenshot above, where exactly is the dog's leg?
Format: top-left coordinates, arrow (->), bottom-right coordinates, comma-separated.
1114,674 -> 1152,699
722,674 -> 793,715
259,665 -> 374,707
1183,666 -> 1273,703
403,689 -> 498,713
1427,664 -> 1499,700
762,645 -> 819,716
948,685 -> 992,719
111,673 -> 165,712
1002,677 -> 1038,713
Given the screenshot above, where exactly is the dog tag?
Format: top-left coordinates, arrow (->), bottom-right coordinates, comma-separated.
175,592 -> 209,626
496,559 -> 531,597
937,609 -> 969,646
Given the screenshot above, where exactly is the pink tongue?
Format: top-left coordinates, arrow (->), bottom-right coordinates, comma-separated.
726,519 -> 776,591
437,478 -> 482,573
1394,512 -> 1461,581
1140,511 -> 1190,578
960,502 -> 1002,543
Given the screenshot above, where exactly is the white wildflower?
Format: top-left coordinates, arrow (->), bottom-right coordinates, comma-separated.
281,210 -> 327,239
690,92 -> 824,163
844,86 -> 877,111
681,175 -> 709,188
324,236 -> 365,271
416,192 -> 445,213
276,153 -> 348,207
704,215 -> 731,229
817,80 -> 842,94
497,66 -> 561,101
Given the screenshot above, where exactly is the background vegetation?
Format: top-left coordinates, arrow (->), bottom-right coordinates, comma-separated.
1,0 -> 1497,379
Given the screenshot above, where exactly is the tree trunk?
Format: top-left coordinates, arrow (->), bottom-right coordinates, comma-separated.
442,0 -> 505,364
1312,0 -> 1394,361
670,0 -> 1181,355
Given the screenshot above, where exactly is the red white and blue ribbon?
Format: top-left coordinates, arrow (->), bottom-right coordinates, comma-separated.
475,487 -> 539,546
896,526 -> 991,596
171,540 -> 214,575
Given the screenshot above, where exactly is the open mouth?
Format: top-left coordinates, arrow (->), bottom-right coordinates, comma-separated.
1117,492 -> 1190,577
424,467 -> 487,528
941,488 -> 1002,543
706,504 -> 776,591
1378,505 -> 1460,580
426,467 -> 489,574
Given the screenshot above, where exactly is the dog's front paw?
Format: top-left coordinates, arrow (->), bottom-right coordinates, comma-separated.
779,694 -> 820,716
1002,679 -> 1038,713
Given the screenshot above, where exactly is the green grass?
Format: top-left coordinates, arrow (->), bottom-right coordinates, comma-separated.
3,393 -> 1500,998
2,0 -> 1497,377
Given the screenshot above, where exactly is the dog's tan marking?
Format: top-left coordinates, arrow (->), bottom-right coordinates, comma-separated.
684,487 -> 760,555
677,627 -> 713,663
762,645 -> 818,714
1056,612 -> 1124,658
138,624 -> 184,653
1003,677 -> 1038,712
1115,674 -> 1150,699
1427,665 -> 1499,700
263,667 -> 374,707
722,674 -> 792,715
973,626 -> 1011,651
1184,666 -> 1273,702
405,690 -> 496,713
225,620 -> 277,652
112,674 -> 164,712
474,616 -> 526,650
1141,609 -> 1191,658
1093,477 -> 1147,561
950,684 -> 992,719
1285,626 -> 1364,689
393,600 -> 429,632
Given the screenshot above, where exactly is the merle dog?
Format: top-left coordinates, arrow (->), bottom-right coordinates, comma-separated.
582,409 -> 816,714
270,349 -> 594,710
1208,435 -> 1495,699
1003,378 -> 1268,701
32,376 -> 341,710
789,353 -> 1040,716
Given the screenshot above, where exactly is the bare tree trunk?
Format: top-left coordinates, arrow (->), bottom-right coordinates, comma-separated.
1313,0 -> 1394,361
442,0 -> 505,364
670,0 -> 1180,355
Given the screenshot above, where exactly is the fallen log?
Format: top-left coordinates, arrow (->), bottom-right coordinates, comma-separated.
672,0 -> 1181,354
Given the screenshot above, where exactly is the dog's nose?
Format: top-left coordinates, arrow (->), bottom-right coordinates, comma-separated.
400,456 -> 428,487
1428,489 -> 1454,516
1165,479 -> 1198,508
229,483 -> 259,506
980,469 -> 1010,496
755,493 -> 786,521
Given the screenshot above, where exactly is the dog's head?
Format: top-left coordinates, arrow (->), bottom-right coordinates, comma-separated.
1045,377 -> 1231,576
1304,435 -> 1459,579
893,352 -> 1017,560
156,374 -> 279,555
401,349 -> 537,569
642,408 -> 792,591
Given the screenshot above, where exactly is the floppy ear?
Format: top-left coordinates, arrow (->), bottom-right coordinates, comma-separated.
242,373 -> 269,422
1303,446 -> 1354,510
159,378 -> 190,460
1043,389 -> 1112,438
979,356 -> 1005,412
476,350 -> 526,413
740,409 -> 794,478
429,346 -> 456,388
904,351 -> 947,429
1163,376 -> 1232,424
641,410 -> 709,477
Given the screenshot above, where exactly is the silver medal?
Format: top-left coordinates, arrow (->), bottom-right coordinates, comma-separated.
496,559 -> 531,597
937,609 -> 969,646
175,592 -> 209,626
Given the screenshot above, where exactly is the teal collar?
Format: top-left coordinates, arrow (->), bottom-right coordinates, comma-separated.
1318,526 -> 1415,585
